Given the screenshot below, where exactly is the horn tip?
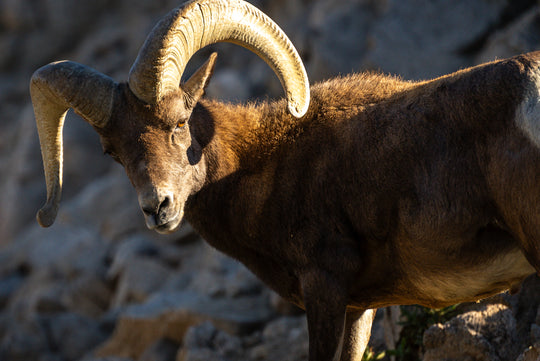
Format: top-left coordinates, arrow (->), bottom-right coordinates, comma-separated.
36,204 -> 58,228
288,96 -> 310,119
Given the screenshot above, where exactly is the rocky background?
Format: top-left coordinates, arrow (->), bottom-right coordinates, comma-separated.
1,0 -> 540,360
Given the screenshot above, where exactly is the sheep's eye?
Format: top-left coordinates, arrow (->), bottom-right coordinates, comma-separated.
176,120 -> 186,129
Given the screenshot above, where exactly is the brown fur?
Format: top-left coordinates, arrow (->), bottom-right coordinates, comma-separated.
95,52 -> 540,361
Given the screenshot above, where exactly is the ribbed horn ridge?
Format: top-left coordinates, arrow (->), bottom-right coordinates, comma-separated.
30,61 -> 116,227
128,0 -> 310,117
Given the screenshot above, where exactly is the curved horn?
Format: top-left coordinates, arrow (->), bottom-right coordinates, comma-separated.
129,0 -> 310,118
30,61 -> 116,227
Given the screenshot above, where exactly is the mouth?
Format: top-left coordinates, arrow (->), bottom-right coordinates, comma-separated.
145,209 -> 184,234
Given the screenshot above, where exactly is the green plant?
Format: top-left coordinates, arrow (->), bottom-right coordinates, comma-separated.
387,304 -> 460,361
362,347 -> 386,361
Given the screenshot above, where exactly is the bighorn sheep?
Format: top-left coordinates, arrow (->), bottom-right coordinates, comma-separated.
30,0 -> 540,360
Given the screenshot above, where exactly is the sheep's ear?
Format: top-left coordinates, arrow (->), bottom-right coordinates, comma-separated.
183,52 -> 217,108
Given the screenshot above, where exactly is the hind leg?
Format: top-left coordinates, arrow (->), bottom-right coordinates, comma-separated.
506,187 -> 540,272
515,218 -> 540,274
493,144 -> 540,272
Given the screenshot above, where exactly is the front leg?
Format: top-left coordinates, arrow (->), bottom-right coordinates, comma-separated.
341,309 -> 376,361
301,270 -> 349,361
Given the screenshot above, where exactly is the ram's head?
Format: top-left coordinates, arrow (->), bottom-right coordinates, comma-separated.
30,0 -> 309,233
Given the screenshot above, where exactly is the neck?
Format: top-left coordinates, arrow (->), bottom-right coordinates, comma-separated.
193,98 -> 303,181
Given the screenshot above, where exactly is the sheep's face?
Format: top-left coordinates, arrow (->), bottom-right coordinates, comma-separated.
95,55 -> 216,234
98,85 -> 207,234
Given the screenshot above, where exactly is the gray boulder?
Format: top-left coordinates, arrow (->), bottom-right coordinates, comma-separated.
423,303 -> 520,361
95,291 -> 273,359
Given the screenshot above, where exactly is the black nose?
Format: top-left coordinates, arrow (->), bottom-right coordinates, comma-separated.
141,194 -> 172,221
141,196 -> 171,215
